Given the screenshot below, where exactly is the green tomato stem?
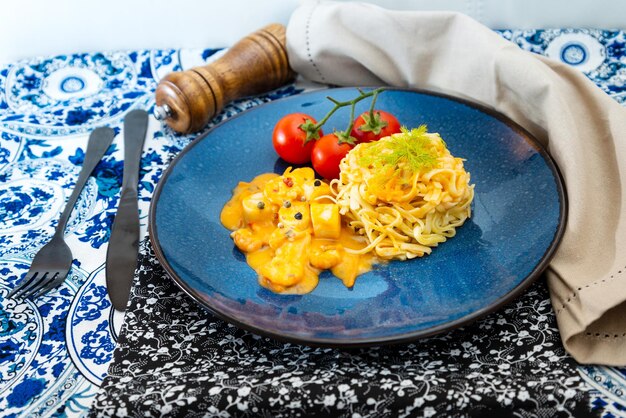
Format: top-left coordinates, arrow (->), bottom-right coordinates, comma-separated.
340,100 -> 357,142
312,87 -> 386,132
368,90 -> 380,121
299,88 -> 387,144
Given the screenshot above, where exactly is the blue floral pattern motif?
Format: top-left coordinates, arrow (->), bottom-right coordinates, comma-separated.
0,52 -> 155,137
0,131 -> 21,172
80,321 -> 115,366
0,159 -> 99,258
0,30 -> 624,417
0,284 -> 42,395
0,260 -> 87,417
66,264 -> 123,386
150,49 -> 183,81
499,29 -> 626,104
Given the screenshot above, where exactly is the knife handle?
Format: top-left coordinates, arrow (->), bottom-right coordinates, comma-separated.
154,23 -> 294,134
122,109 -> 149,191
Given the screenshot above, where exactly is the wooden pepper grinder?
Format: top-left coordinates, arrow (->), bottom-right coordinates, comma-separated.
154,23 -> 294,134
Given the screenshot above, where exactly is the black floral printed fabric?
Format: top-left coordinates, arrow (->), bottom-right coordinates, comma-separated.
90,239 -> 596,417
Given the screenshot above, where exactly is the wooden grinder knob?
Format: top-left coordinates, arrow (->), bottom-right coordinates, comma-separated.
154,23 -> 294,134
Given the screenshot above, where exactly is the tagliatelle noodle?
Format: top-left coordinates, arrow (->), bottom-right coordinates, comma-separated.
330,127 -> 474,261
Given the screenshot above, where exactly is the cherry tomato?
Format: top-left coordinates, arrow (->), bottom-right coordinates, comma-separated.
272,113 -> 321,164
350,110 -> 401,143
311,134 -> 353,180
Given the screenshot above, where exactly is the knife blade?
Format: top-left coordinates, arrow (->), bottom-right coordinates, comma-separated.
106,109 -> 148,311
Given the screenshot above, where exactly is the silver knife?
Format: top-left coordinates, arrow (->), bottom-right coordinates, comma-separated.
106,109 -> 148,311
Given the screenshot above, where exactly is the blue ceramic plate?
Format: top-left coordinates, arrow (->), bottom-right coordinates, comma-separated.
149,88 -> 567,346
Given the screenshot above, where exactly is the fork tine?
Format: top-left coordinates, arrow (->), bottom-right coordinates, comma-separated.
21,272 -> 57,301
7,272 -> 42,299
12,272 -> 49,300
29,272 -> 64,300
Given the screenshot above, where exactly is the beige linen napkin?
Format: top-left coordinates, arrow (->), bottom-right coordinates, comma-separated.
286,0 -> 626,365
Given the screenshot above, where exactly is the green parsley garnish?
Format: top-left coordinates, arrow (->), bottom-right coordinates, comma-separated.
359,125 -> 438,172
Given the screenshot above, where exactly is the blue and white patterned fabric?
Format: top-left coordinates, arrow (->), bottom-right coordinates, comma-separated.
0,29 -> 624,417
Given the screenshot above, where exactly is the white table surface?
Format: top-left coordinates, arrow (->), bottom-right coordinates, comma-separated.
2,0 -> 626,64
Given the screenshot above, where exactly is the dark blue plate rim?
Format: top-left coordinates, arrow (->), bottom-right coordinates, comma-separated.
148,86 -> 568,347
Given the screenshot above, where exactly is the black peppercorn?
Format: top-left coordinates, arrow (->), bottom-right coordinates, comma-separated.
314,179 -> 321,187
257,201 -> 265,209
294,212 -> 303,220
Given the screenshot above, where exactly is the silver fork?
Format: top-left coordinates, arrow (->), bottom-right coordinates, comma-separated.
7,127 -> 116,300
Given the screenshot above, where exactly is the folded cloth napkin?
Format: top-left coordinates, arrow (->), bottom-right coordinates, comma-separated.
286,0 -> 626,365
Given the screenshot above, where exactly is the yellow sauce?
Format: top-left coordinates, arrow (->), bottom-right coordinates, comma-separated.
220,167 -> 377,294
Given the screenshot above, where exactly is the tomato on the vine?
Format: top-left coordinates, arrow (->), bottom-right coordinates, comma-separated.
272,113 -> 322,164
350,110 -> 401,143
311,134 -> 353,180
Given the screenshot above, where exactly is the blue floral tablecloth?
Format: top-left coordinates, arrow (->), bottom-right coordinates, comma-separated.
0,29 -> 625,417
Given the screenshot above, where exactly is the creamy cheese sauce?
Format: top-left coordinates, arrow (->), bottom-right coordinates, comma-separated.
220,168 -> 377,294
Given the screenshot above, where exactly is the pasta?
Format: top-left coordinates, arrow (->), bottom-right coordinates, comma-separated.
330,125 -> 474,260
